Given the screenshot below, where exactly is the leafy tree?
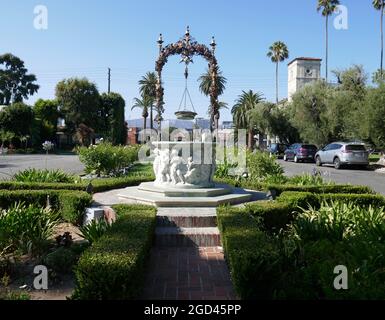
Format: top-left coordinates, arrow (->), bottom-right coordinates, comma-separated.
232,90 -> 265,149
100,92 -> 126,145
372,68 -> 385,85
34,99 -> 59,142
267,41 -> 289,103
290,81 -> 330,146
0,53 -> 39,105
373,0 -> 385,76
0,103 -> 34,138
139,72 -> 157,129
332,65 -> 368,98
317,0 -> 340,82
55,78 -> 101,135
365,84 -> 385,149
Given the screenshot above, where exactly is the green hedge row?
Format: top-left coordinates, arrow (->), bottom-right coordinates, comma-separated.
0,190 -> 92,225
244,191 -> 385,232
0,175 -> 154,194
217,206 -> 282,299
73,204 -> 157,300
218,191 -> 385,299
215,177 -> 373,196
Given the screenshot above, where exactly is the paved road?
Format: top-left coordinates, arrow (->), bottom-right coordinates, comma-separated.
0,154 -> 85,180
278,160 -> 385,195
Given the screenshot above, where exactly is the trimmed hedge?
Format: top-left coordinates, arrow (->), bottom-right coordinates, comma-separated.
215,177 -> 373,196
278,191 -> 385,209
218,191 -> 385,299
0,175 -> 154,194
73,204 -> 157,300
0,190 -> 92,225
217,206 -> 282,299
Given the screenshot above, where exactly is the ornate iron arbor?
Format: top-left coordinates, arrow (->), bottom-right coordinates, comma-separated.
155,26 -> 220,130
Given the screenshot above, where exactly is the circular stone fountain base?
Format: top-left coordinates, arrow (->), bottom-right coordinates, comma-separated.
138,182 -> 233,197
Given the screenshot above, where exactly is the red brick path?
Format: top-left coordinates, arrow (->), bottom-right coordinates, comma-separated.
142,247 -> 237,300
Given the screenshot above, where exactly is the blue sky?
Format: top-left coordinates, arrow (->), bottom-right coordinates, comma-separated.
0,0 -> 381,121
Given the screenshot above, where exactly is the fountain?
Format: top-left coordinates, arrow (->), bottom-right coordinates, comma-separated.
118,28 -> 254,207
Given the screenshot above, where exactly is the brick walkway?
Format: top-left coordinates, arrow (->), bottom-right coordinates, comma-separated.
142,247 -> 236,300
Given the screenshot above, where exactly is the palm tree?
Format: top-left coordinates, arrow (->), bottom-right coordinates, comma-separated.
138,72 -> 158,130
198,68 -> 227,129
208,101 -> 228,130
231,90 -> 265,149
132,95 -> 152,136
317,0 -> 340,82
374,0 -> 385,77
267,41 -> 289,104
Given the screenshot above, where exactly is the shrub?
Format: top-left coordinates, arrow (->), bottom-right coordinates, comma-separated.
0,203 -> 59,255
43,247 -> 78,274
246,151 -> 285,181
13,169 -> 76,184
78,219 -> 112,244
73,204 -> 156,300
78,142 -> 138,176
0,190 -> 92,225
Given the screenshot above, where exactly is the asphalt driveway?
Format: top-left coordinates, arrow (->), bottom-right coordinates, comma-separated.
0,154 -> 85,180
278,160 -> 385,195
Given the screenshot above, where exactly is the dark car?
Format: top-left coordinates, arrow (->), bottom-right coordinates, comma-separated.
268,143 -> 288,159
284,143 -> 318,163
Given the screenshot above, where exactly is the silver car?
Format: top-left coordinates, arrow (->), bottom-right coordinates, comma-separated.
315,142 -> 369,170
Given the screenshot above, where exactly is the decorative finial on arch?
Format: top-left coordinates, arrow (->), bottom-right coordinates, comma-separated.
210,36 -> 217,53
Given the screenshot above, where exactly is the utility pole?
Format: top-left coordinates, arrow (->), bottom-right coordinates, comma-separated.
108,68 -> 111,94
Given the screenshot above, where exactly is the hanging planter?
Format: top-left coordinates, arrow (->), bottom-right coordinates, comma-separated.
175,111 -> 197,120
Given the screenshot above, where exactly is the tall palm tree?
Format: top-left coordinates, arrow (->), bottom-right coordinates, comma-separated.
267,41 -> 289,104
132,95 -> 152,136
198,68 -> 227,129
374,0 -> 385,77
208,101 -> 228,130
317,0 -> 340,82
231,90 -> 265,149
138,72 -> 157,130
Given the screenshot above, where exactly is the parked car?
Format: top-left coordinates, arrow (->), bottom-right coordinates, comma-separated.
315,142 -> 369,169
268,143 -> 288,159
284,144 -> 318,163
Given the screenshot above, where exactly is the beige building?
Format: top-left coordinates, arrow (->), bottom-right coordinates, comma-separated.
288,57 -> 322,102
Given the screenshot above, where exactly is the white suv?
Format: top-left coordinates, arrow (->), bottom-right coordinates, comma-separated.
315,142 -> 369,170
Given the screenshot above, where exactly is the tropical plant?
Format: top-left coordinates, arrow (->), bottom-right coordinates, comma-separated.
373,0 -> 385,77
267,41 -> 289,103
289,173 -> 332,186
0,203 -> 59,255
132,95 -> 152,133
232,90 -> 265,149
317,0 -> 340,82
138,72 -> 158,130
199,68 -> 227,129
13,168 -> 76,183
78,219 -> 112,244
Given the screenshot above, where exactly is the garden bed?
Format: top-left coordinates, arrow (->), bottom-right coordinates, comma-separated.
217,190 -> 385,300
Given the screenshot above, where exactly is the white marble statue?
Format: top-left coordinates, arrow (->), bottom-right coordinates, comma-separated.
170,149 -> 187,184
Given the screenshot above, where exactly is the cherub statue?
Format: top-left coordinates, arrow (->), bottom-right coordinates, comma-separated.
158,149 -> 171,183
170,149 -> 187,185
